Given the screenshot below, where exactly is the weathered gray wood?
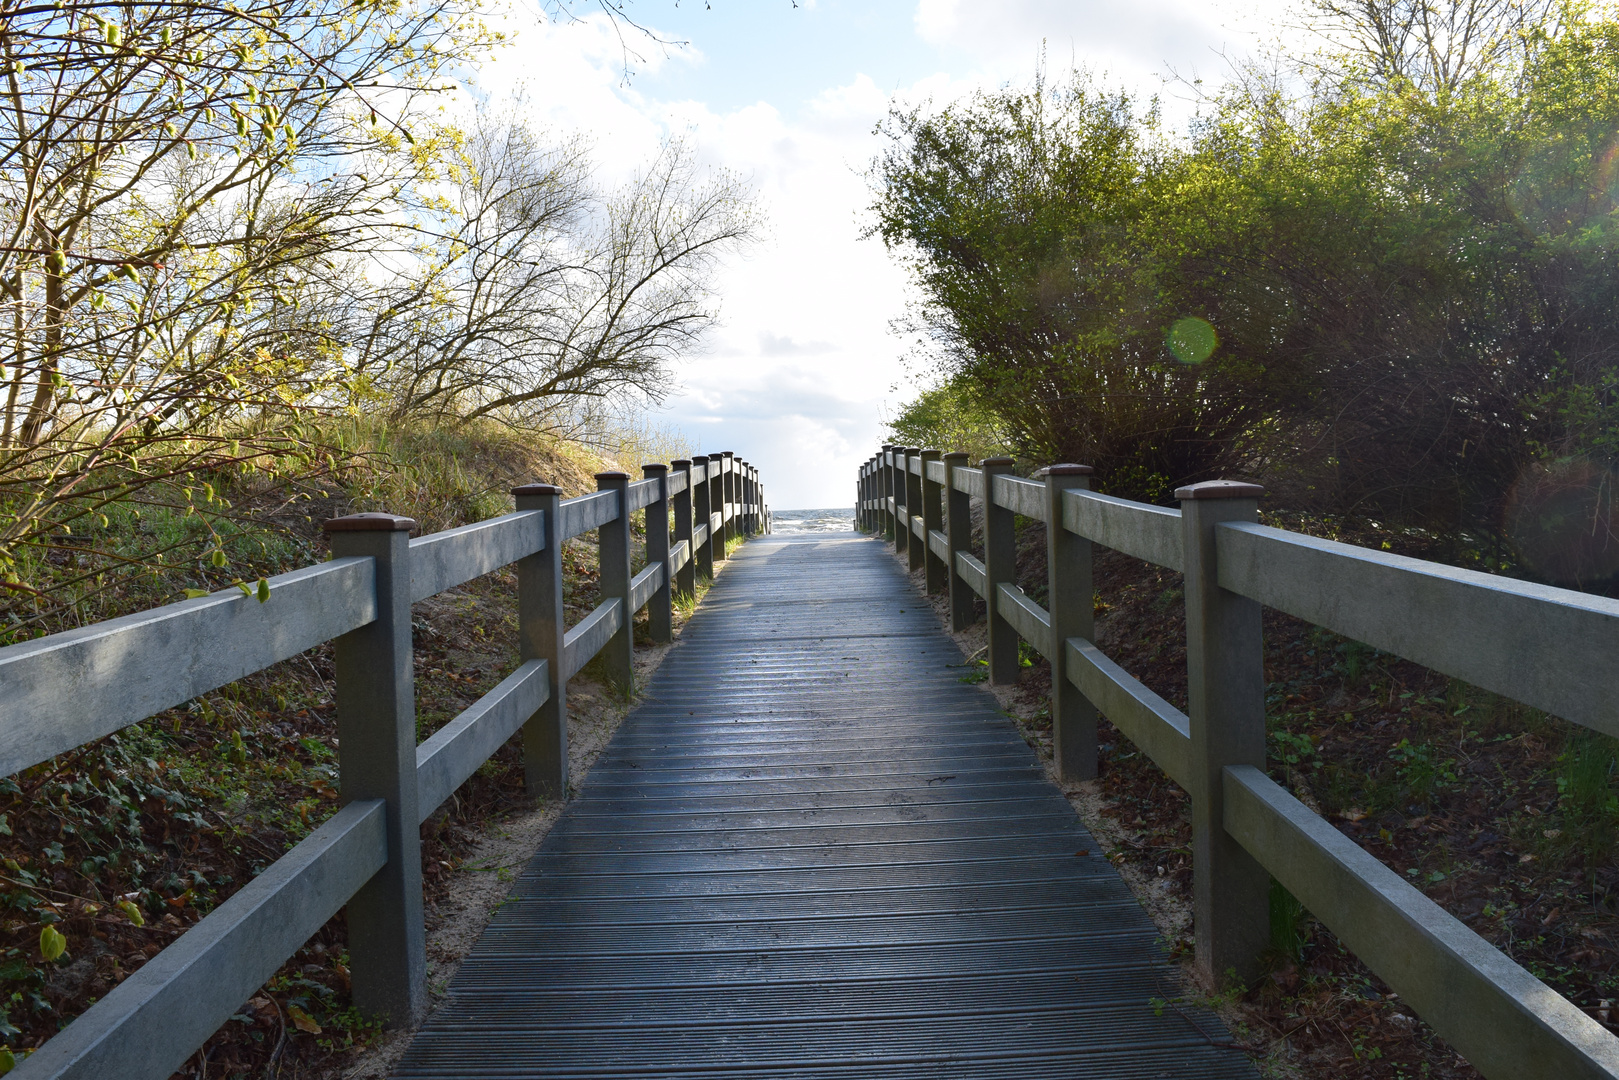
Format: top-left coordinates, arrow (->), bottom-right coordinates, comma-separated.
995,582 -> 1053,659
416,661 -> 550,822
955,550 -> 987,599
627,477 -> 661,513
1224,764 -> 1619,1080
693,456 -> 715,581
1061,489 -> 1183,571
1066,638 -> 1191,789
325,515 -> 425,1025
1218,522 -> 1619,740
920,449 -> 946,593
631,561 -> 665,614
12,799 -> 386,1080
927,528 -> 949,564
408,510 -> 545,602
0,558 -> 374,779
563,598 -> 624,681
558,490 -> 618,541
1044,466 -> 1096,782
924,458 -> 947,485
944,452 -> 975,632
991,473 -> 1047,523
983,458 -> 1020,686
514,485 -> 568,800
644,465 -> 672,643
1179,482 -> 1269,988
672,461 -> 696,600
910,514 -> 925,541
595,473 -> 634,690
950,463 -> 984,499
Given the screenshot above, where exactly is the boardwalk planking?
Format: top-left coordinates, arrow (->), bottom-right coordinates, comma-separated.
393,532 -> 1258,1079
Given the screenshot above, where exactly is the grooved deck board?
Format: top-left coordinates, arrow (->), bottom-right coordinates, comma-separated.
392,533 -> 1257,1080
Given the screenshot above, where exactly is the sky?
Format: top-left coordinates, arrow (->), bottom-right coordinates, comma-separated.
476,0 -> 1298,509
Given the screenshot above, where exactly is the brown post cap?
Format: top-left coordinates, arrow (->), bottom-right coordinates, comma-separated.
920,448 -> 941,456
670,459 -> 692,468
323,512 -> 416,533
902,446 -> 922,454
595,471 -> 629,483
1037,464 -> 1094,477
691,454 -> 709,462
720,451 -> 734,457
1174,480 -> 1265,500
941,451 -> 971,460
980,456 -> 1015,468
642,463 -> 669,473
512,483 -> 561,497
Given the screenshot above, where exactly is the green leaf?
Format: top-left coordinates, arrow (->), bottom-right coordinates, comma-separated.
0,1046 -> 15,1075
211,549 -> 227,568
256,578 -> 271,603
115,900 -> 144,927
39,925 -> 66,962
183,588 -> 209,599
235,580 -> 253,598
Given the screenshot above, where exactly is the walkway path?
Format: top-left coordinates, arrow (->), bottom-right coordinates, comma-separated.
392,533 -> 1257,1079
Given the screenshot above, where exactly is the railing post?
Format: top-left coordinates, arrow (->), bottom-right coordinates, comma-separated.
920,448 -> 945,593
1041,464 -> 1097,782
1179,479 -> 1270,989
513,483 -> 568,798
692,454 -> 714,581
903,447 -> 925,573
596,471 -> 634,692
717,451 -> 734,560
981,456 -> 1020,686
861,460 -> 872,532
322,512 -> 425,1026
741,461 -> 753,536
882,444 -> 898,544
643,463 -> 672,644
943,451 -> 975,632
671,459 -> 696,599
893,443 -> 906,553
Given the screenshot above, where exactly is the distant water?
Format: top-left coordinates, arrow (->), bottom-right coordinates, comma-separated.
770,507 -> 856,534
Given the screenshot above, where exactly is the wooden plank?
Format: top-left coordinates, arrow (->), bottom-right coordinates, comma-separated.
559,491 -> 619,541
0,558 -> 375,779
995,582 -> 1053,659
631,562 -> 665,614
1224,765 -> 1619,1080
670,539 -> 692,577
1218,522 -> 1619,739
925,459 -> 947,485
991,474 -> 1046,523
628,478 -> 661,513
1065,638 -> 1191,788
409,511 -> 544,602
14,800 -> 386,1080
928,529 -> 949,563
417,662 -> 550,821
1061,490 -> 1182,571
955,551 -> 987,599
563,599 -> 624,681
951,464 -> 984,499
393,533 -> 1255,1080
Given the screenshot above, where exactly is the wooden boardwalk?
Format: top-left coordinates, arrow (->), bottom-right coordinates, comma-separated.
392,532 -> 1257,1079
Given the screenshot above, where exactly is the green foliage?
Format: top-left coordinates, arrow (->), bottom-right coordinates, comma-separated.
886,377 -> 1009,464
1268,878 -> 1308,966
1556,729 -> 1619,877
871,6 -> 1619,545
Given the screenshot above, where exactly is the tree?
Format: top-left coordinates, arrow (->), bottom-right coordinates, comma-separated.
337,124 -> 758,432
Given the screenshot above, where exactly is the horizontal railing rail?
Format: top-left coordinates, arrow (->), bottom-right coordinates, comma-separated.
1,451 -> 770,1080
855,445 -> 1619,1080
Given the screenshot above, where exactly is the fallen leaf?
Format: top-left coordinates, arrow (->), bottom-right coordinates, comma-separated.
287,1004 -> 321,1034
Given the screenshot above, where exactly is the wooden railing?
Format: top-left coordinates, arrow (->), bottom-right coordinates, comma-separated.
0,452 -> 769,1080
857,444 -> 1619,1080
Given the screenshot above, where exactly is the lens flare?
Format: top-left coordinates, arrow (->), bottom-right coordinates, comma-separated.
1504,459 -> 1619,586
1167,317 -> 1218,365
